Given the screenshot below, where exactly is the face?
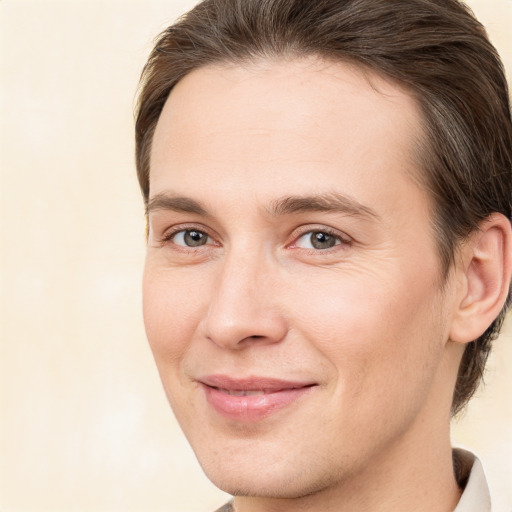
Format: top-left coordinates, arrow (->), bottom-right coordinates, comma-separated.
144,58 -> 459,499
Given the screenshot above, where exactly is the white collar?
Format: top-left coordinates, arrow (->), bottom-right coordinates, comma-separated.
453,448 -> 491,512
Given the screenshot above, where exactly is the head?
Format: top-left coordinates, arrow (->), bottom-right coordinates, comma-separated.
136,0 -> 512,416
136,0 -> 512,502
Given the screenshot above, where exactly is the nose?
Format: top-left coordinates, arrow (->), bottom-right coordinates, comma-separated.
200,249 -> 288,350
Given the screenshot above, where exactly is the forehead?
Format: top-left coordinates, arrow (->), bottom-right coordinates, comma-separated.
150,57 -> 427,219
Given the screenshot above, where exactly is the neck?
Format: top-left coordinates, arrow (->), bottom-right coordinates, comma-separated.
234,422 -> 460,512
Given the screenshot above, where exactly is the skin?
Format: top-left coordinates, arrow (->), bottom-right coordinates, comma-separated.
143,57 -> 510,511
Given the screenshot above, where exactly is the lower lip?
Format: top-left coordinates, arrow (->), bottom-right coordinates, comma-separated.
202,385 -> 314,422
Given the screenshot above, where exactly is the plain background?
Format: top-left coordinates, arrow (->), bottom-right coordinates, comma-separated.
1,1 -> 511,511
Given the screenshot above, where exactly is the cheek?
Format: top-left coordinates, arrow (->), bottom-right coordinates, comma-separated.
142,264 -> 213,424
287,269 -> 447,400
142,264 -> 204,364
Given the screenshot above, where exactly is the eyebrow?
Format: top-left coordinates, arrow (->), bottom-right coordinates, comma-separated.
145,191 -> 379,220
146,194 -> 209,217
267,192 -> 379,220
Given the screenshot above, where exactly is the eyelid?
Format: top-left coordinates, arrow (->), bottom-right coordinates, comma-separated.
158,223 -> 219,247
287,225 -> 352,250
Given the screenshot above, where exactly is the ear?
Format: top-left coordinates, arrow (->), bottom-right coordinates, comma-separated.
449,213 -> 512,344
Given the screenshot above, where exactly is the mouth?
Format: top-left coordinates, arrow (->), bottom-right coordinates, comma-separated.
213,389 -> 277,396
198,375 -> 317,422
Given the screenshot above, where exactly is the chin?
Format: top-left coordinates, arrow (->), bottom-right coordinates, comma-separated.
198,452 -> 336,500
206,474 -> 329,500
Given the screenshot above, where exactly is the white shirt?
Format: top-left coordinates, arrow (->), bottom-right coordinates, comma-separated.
453,448 -> 492,512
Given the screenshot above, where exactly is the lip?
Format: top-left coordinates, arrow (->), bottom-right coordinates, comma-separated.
198,375 -> 316,422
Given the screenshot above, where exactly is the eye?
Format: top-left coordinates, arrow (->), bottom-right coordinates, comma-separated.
171,229 -> 210,247
295,230 -> 342,250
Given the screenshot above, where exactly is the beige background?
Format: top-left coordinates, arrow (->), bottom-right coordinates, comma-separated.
0,1 -> 511,511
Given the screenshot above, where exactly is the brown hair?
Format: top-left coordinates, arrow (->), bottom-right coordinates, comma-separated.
135,0 -> 512,415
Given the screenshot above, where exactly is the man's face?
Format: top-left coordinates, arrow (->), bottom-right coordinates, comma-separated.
144,58 -> 459,498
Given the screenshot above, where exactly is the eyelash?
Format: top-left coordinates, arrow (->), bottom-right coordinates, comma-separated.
289,227 -> 352,253
159,225 -> 215,247
158,225 -> 352,253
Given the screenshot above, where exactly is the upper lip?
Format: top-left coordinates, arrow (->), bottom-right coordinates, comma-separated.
198,374 -> 316,392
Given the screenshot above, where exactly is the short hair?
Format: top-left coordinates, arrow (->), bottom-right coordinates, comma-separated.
135,0 -> 512,415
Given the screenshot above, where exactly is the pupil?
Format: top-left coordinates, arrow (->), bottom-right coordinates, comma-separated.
185,230 -> 206,247
311,232 -> 335,249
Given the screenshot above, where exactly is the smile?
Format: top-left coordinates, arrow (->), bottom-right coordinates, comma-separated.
198,375 -> 316,422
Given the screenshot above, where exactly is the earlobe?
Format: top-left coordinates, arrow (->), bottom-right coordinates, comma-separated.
450,213 -> 512,344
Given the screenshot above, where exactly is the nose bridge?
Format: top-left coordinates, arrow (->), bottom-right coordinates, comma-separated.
203,241 -> 286,348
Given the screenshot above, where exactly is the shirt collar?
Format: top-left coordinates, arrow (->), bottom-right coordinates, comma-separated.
453,448 -> 491,512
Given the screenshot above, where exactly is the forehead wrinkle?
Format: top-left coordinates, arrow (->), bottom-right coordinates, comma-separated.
266,192 -> 380,220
